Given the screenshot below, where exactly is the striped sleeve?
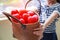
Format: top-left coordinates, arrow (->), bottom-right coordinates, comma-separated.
53,4 -> 60,17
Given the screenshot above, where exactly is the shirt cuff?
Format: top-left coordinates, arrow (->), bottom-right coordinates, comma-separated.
53,10 -> 60,16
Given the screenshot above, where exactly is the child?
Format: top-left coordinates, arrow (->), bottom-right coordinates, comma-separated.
26,0 -> 60,40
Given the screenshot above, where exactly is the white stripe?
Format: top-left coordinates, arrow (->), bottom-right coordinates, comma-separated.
53,10 -> 60,16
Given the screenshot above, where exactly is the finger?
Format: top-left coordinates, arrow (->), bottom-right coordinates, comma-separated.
33,26 -> 42,30
40,25 -> 43,28
40,35 -> 43,40
33,26 -> 43,31
33,31 -> 43,39
33,33 -> 43,40
33,23 -> 43,30
33,31 -> 43,36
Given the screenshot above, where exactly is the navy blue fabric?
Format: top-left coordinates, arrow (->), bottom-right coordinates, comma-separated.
41,33 -> 58,40
40,3 -> 60,33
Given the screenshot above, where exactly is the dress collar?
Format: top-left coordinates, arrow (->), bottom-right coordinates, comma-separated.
45,3 -> 60,8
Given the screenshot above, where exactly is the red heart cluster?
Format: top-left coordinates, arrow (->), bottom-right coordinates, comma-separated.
11,9 -> 38,24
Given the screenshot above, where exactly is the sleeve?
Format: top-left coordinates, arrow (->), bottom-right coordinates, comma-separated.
53,5 -> 60,18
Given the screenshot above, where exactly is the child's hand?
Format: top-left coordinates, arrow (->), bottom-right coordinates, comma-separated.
33,24 -> 45,39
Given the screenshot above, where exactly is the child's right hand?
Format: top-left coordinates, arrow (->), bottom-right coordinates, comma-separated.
33,24 -> 45,40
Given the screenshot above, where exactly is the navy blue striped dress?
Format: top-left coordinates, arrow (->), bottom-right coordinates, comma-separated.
40,3 -> 60,33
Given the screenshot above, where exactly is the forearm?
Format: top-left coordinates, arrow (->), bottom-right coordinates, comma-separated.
43,12 -> 59,28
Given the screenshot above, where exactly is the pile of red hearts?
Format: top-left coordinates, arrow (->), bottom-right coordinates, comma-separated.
11,9 -> 38,24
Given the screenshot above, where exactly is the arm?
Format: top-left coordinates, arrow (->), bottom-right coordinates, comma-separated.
43,12 -> 59,29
